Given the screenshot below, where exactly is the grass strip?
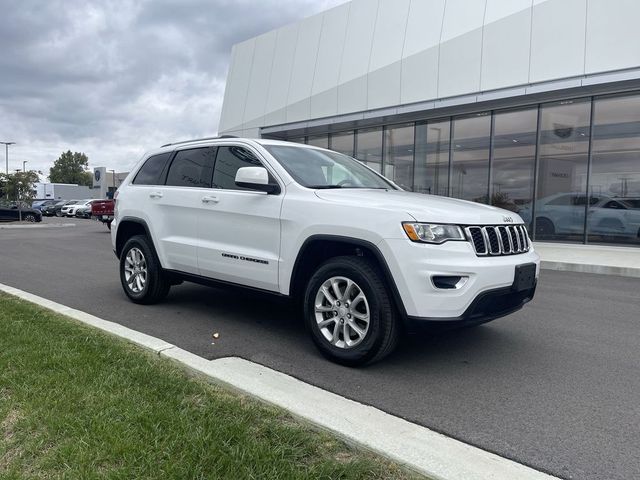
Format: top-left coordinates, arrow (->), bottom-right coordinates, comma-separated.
0,293 -> 421,479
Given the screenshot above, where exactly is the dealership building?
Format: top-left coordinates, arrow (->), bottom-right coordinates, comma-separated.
219,0 -> 640,246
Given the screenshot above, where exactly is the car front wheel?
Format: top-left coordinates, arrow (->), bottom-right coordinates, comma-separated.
303,256 -> 399,366
119,235 -> 170,304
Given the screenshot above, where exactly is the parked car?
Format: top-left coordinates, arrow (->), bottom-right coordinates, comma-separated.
0,204 -> 42,222
91,199 -> 115,229
61,200 -> 92,217
112,138 -> 540,366
32,200 -> 58,211
75,201 -> 95,219
520,193 -> 640,241
41,200 -> 67,217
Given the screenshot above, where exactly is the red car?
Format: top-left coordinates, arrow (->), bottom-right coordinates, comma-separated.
91,199 -> 114,229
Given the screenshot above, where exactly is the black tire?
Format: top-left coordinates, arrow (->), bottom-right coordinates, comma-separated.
24,214 -> 36,222
106,220 -> 112,231
119,235 -> 170,304
303,256 -> 399,366
55,210 -> 61,217
535,217 -> 555,236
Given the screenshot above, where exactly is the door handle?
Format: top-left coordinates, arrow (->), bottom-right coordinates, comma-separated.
149,192 -> 163,199
202,195 -> 219,204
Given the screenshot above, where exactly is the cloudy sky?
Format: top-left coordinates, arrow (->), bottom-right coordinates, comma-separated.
0,0 -> 348,179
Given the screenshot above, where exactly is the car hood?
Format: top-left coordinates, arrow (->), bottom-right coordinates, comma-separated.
314,189 -> 523,225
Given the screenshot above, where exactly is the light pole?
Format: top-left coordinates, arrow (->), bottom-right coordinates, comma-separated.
17,180 -> 22,222
1,141 -> 16,174
22,160 -> 27,172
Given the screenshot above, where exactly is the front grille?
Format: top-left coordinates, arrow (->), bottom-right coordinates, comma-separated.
465,225 -> 530,256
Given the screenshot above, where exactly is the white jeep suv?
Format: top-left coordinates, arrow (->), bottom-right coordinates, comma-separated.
112,137 -> 539,365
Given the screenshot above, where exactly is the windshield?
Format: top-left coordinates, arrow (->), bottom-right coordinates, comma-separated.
264,145 -> 396,190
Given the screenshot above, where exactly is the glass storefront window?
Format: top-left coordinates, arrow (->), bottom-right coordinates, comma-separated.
588,94 -> 640,245
307,135 -> 329,148
414,120 -> 450,195
356,128 -> 383,173
451,113 -> 491,203
535,99 -> 591,242
286,137 -> 306,144
490,108 -> 538,231
384,124 -> 414,190
330,131 -> 355,157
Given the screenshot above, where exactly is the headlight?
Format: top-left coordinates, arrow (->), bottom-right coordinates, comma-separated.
402,222 -> 465,244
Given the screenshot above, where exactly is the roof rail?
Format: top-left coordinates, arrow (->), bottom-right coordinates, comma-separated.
160,134 -> 238,148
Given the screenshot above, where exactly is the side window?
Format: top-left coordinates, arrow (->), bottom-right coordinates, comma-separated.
212,146 -> 264,190
133,152 -> 172,185
165,147 -> 216,188
603,201 -> 625,210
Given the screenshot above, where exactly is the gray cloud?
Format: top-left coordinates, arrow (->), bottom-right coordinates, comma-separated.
0,0 -> 348,177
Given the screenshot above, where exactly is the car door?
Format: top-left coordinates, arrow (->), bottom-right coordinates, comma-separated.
150,147 -> 217,274
196,144 -> 283,292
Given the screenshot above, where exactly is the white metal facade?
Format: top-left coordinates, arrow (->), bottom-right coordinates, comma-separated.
219,0 -> 640,137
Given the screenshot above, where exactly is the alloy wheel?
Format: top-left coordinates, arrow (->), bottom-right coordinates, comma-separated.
124,247 -> 147,293
314,276 -> 370,349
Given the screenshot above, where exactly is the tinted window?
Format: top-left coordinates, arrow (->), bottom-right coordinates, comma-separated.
307,135 -> 329,149
329,131 -> 354,156
535,99 -> 591,242
490,108 -> 538,232
588,93 -> 640,244
212,146 -> 263,190
451,113 -> 491,204
165,148 -> 215,188
414,120 -> 450,196
355,128 -> 383,173
384,123 -> 414,190
133,152 -> 172,185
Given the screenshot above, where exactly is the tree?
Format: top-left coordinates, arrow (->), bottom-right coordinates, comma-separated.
0,171 -> 40,205
49,151 -> 93,186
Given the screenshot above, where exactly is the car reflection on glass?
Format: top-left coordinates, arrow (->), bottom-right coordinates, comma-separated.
518,193 -> 640,241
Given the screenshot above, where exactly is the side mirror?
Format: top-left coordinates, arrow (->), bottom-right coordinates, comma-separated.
235,167 -> 279,194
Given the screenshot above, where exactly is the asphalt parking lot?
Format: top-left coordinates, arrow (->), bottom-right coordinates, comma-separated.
1,217 -> 639,480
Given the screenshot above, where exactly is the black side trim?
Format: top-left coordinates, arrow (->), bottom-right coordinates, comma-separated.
165,270 -> 287,299
290,235 -> 408,319
406,283 -> 537,333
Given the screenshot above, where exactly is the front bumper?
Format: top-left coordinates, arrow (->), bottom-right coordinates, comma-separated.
378,238 -> 540,321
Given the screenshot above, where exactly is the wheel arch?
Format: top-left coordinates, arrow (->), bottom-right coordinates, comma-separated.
115,217 -> 154,259
289,235 -> 408,319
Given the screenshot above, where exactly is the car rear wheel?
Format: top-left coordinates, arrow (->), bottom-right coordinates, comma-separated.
55,210 -> 61,217
24,214 -> 36,222
303,256 -> 399,366
119,235 -> 170,304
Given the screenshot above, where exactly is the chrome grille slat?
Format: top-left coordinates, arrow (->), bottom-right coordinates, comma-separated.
466,224 -> 530,257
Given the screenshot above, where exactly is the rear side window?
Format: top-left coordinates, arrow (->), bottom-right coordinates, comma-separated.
212,146 -> 263,190
133,152 -> 172,185
165,147 -> 216,188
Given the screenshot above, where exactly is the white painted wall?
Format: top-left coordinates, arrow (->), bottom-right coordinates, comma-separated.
219,0 -> 640,135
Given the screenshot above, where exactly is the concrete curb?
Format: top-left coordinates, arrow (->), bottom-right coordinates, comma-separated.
535,242 -> 640,278
0,282 -> 559,480
541,260 -> 640,278
0,223 -> 76,229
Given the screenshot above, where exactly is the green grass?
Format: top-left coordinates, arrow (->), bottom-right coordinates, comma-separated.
0,293 -> 420,479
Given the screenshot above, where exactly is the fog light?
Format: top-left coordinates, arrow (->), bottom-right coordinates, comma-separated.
432,275 -> 468,289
